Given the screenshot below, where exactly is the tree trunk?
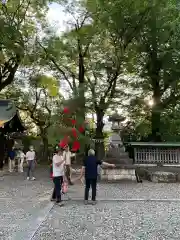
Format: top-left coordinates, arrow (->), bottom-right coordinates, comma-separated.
151,106 -> 161,141
151,79 -> 162,141
78,52 -> 85,121
95,110 -> 105,160
41,136 -> 49,162
39,127 -> 49,162
148,10 -> 162,142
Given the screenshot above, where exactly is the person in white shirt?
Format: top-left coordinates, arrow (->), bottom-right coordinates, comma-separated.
51,147 -> 65,206
26,146 -> 36,180
17,149 -> 25,173
63,145 -> 75,185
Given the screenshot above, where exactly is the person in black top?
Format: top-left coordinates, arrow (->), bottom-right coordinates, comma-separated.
8,147 -> 16,172
80,149 -> 115,205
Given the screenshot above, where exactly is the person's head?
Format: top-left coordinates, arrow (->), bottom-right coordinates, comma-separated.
29,146 -> 34,151
57,148 -> 63,156
88,149 -> 95,156
64,145 -> 69,152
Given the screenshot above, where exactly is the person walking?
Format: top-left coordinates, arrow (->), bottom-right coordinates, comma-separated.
8,146 -> 16,172
63,146 -> 75,185
51,147 -> 65,206
80,149 -> 115,205
26,146 -> 36,180
17,149 -> 25,173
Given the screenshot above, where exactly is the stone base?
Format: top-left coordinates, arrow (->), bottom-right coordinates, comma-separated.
101,167 -> 136,181
150,171 -> 177,183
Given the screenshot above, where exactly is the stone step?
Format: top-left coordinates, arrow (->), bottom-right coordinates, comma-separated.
106,151 -> 129,155
101,168 -> 136,181
104,158 -> 133,164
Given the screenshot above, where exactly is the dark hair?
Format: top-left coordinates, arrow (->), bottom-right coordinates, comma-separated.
54,146 -> 63,154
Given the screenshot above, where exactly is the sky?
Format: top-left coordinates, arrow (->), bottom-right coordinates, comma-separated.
47,3 -> 72,35
47,3 -> 65,33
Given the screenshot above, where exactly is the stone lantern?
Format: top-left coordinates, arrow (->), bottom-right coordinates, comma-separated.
108,112 -> 125,147
108,113 -> 125,132
101,112 -> 136,182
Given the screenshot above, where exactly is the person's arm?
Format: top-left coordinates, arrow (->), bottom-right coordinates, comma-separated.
54,156 -> 65,167
101,161 -> 115,168
79,159 -> 85,179
70,152 -> 76,157
79,166 -> 85,179
25,152 -> 28,163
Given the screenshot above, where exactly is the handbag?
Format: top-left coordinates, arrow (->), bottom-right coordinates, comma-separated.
62,181 -> 68,193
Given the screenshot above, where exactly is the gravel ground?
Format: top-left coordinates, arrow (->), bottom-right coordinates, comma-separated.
65,181 -> 180,200
1,167 -> 180,239
0,168 -> 53,240
33,201 -> 180,240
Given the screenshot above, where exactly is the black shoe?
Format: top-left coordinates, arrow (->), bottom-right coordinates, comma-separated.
91,200 -> 97,205
56,201 -> 64,207
51,198 -> 56,202
69,182 -> 74,185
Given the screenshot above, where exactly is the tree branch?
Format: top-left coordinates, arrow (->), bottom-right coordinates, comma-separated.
87,76 -> 98,108
37,41 -> 74,91
0,54 -> 21,91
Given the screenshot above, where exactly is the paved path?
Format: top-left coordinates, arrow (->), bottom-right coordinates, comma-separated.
1,168 -> 180,239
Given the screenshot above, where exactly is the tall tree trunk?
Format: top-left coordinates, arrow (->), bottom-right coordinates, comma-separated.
149,7 -> 162,142
95,109 -> 105,160
151,69 -> 162,141
78,52 -> 85,120
40,128 -> 49,162
151,105 -> 161,141
42,136 -> 49,162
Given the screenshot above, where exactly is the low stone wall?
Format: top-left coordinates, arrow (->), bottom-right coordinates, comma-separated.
149,171 -> 179,183
101,166 -> 136,181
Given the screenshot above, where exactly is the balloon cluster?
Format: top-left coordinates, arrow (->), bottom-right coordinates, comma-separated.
58,107 -> 86,152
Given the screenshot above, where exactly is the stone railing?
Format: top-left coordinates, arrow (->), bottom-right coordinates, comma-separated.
129,142 -> 180,165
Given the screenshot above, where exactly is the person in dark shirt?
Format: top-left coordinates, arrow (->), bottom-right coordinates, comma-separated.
80,149 -> 115,205
8,147 -> 16,172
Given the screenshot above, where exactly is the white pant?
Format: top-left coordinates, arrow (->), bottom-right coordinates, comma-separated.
8,159 -> 15,172
18,158 -> 24,172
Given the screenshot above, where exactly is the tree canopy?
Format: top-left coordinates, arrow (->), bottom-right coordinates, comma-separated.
1,0 -> 180,162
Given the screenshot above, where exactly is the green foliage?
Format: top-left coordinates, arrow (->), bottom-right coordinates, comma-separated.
2,0 -> 180,148
117,0 -> 180,139
32,75 -> 59,97
0,0 -> 54,91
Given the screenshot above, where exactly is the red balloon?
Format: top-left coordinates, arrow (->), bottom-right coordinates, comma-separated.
59,136 -> 69,148
79,126 -> 84,133
72,128 -> 78,138
72,141 -> 80,151
63,107 -> 70,114
71,119 -> 76,125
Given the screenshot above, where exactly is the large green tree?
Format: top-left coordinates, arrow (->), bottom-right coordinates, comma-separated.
85,0 -> 151,157
0,0 -> 55,91
129,0 -> 180,140
37,0 -> 152,158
